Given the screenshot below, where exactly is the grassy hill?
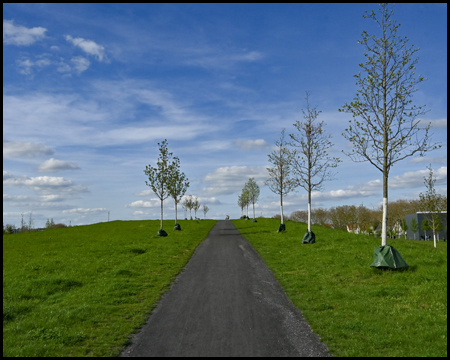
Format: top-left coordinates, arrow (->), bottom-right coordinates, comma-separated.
232,218 -> 447,357
3,219 -> 217,357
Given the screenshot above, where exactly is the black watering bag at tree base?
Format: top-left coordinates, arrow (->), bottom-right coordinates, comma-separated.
302,231 -> 316,244
370,245 -> 409,269
157,229 -> 168,237
173,224 -> 181,231
277,223 -> 286,232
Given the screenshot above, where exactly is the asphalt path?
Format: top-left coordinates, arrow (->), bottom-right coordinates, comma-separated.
120,220 -> 331,357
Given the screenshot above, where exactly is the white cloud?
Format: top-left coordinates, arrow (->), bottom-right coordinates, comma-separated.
390,166 -> 447,189
3,194 -> 33,202
40,194 -> 66,202
203,166 -> 268,196
126,200 -> 160,208
3,141 -> 54,158
3,20 -> 47,46
234,139 -> 270,151
409,155 -> 447,165
3,173 -> 88,194
16,57 -> 52,75
70,56 -> 90,74
428,118 -> 447,129
232,51 -> 263,62
186,50 -> 263,69
36,158 -> 80,173
3,171 -> 14,181
64,35 -> 106,61
62,208 -> 108,215
135,190 -> 154,197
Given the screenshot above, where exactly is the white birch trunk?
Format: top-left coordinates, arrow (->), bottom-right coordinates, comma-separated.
381,197 -> 388,246
307,202 -> 311,232
160,199 -> 164,230
174,201 -> 178,224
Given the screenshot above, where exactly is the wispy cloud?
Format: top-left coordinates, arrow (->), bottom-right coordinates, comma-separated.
64,35 -> 106,61
202,166 -> 268,196
62,208 -> 108,215
3,20 -> 47,46
185,50 -> 263,69
3,141 -> 54,158
3,172 -> 88,195
36,158 -> 81,173
234,139 -> 270,151
126,200 -> 160,208
428,118 -> 447,129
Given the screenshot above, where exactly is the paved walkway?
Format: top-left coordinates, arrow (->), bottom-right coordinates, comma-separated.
120,220 -> 331,357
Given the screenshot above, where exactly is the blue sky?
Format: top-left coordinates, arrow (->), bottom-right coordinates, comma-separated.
3,3 -> 447,227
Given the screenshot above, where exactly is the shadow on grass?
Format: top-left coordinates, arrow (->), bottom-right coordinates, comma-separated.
372,264 -> 418,273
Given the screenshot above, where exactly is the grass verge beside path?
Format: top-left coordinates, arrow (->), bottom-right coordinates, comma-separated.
232,218 -> 447,357
3,219 -> 216,357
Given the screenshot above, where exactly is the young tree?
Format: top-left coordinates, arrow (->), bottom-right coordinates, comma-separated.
419,166 -> 446,248
193,197 -> 200,219
181,196 -> 190,220
244,177 -> 260,221
265,128 -> 297,230
410,218 -> 419,240
20,213 -> 26,233
401,219 -> 408,239
167,156 -> 189,229
290,92 -> 340,232
240,188 -> 250,219
339,3 -> 440,247
237,194 -> 246,218
183,195 -> 194,220
203,205 -> 209,219
143,139 -> 175,235
28,212 -> 34,232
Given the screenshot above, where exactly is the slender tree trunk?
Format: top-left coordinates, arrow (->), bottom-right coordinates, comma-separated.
280,193 -> 284,224
174,201 -> 178,224
307,185 -> 312,232
160,199 -> 163,230
253,202 -> 255,219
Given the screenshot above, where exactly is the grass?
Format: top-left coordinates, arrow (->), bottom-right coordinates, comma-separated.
3,219 -> 217,357
232,218 -> 447,357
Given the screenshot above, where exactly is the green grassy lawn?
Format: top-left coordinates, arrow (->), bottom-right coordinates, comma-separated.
232,218 -> 447,357
3,219 -> 217,357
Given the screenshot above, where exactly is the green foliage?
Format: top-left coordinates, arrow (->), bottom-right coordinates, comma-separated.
232,218 -> 447,357
422,218 -> 430,235
167,156 -> 189,224
419,165 -> 447,247
401,219 -> 408,239
3,219 -> 217,356
339,3 -> 441,247
244,177 -> 260,220
410,218 -> 419,239
202,205 -> 209,219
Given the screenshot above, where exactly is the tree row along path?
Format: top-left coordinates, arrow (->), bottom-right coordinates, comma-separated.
120,220 -> 331,357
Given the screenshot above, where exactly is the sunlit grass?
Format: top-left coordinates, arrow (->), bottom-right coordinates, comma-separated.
232,218 -> 447,357
3,219 -> 217,357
